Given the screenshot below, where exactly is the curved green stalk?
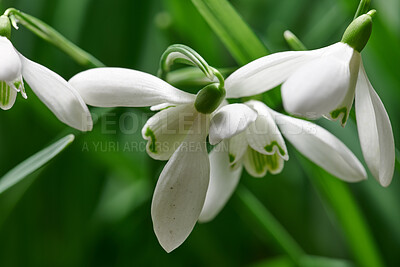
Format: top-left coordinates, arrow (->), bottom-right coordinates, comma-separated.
4,8 -> 104,68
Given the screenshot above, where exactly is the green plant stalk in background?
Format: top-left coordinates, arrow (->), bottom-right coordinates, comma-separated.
191,0 -> 384,266
4,8 -> 105,68
191,0 -> 269,65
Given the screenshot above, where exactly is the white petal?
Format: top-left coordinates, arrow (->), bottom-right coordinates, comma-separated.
274,112 -> 366,182
0,37 -> 21,82
282,43 -> 356,119
228,131 -> 248,168
225,48 -> 327,98
198,141 -> 242,223
142,104 -> 197,160
0,81 -> 17,110
355,62 -> 395,187
243,147 -> 284,177
245,101 -> 288,160
324,50 -> 361,126
209,103 -> 257,145
151,113 -> 210,252
19,54 -> 93,131
69,68 -> 196,107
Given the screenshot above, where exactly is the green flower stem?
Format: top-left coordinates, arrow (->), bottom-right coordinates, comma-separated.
4,8 -> 104,68
285,32 -> 384,267
354,0 -> 371,19
235,185 -> 305,263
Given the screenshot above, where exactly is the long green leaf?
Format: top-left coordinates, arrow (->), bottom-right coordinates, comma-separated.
191,0 -> 269,65
0,134 -> 75,194
235,186 -> 305,263
298,154 -> 384,267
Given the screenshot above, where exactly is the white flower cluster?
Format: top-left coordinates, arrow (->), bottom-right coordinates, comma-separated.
1,9 -> 394,253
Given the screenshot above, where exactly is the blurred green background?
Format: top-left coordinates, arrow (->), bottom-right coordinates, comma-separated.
0,0 -> 399,266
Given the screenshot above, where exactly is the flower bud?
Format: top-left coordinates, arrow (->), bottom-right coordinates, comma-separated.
194,83 -> 225,114
0,15 -> 12,39
341,10 -> 376,52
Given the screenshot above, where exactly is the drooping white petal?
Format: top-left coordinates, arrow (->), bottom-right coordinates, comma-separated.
142,104 -> 197,160
355,62 -> 395,187
228,131 -> 248,168
151,113 -> 210,253
245,101 -> 288,160
243,147 -> 284,177
19,54 -> 93,131
0,81 -> 17,110
69,68 -> 196,107
282,43 -> 356,119
274,112 -> 366,182
209,103 -> 257,145
198,141 -> 242,223
225,47 -> 329,98
324,49 -> 361,126
0,36 -> 21,82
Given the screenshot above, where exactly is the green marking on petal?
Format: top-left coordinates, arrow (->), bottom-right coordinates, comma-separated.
144,127 -> 157,153
1,81 -> 11,107
229,153 -> 235,163
248,148 -> 268,175
330,107 -> 348,125
266,154 -> 280,173
264,141 -> 285,156
230,162 -> 239,170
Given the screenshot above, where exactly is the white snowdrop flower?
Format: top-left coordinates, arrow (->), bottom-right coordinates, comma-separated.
225,11 -> 394,187
69,65 -> 258,252
0,33 -> 92,131
199,100 -> 367,222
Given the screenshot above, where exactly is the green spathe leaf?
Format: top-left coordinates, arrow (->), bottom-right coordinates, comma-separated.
0,134 -> 75,194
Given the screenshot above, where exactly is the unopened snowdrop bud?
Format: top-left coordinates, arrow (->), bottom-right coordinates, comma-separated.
195,83 -> 225,114
0,15 -> 12,39
341,10 -> 375,52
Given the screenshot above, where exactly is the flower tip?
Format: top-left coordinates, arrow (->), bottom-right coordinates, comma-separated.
283,30 -> 293,39
377,173 -> 393,188
367,9 -> 377,18
208,135 -> 221,146
153,226 -> 184,253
